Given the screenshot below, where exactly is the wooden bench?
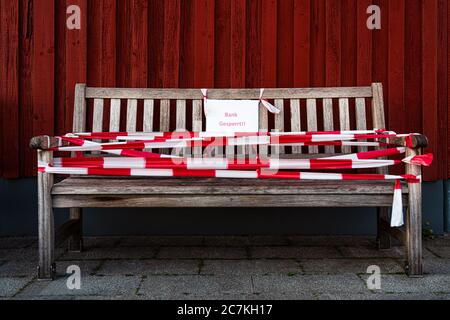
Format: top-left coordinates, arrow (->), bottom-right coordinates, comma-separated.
31,83 -> 427,280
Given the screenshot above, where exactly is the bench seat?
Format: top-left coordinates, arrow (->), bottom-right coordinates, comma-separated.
52,177 -> 408,208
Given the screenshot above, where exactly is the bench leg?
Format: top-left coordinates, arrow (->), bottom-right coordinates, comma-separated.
377,208 -> 391,249
405,181 -> 423,277
68,208 -> 83,252
37,150 -> 56,280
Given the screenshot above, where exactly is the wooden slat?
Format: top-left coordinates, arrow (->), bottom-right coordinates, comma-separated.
143,99 -> 154,132
355,98 -> 368,152
272,99 -> 285,155
322,98 -> 334,153
339,98 -> 351,153
53,194 -> 401,208
175,99 -> 187,156
259,106 -> 269,157
73,84 -> 87,133
92,98 -> 104,155
306,99 -> 318,153
192,100 -> 203,157
290,99 -> 301,154
159,99 -> 171,154
53,178 -> 407,195
92,99 -> 104,132
85,87 -> 374,100
0,0 -> 20,177
109,99 -> 121,132
126,99 -> 137,132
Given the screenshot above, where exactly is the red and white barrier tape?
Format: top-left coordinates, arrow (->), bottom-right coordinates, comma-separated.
37,130 -> 434,228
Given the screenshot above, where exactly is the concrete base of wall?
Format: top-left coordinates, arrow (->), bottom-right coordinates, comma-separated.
0,179 -> 446,237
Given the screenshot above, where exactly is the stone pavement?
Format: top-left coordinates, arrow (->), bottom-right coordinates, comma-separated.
0,235 -> 449,300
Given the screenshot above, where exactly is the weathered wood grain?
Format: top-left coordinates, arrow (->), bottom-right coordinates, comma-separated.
37,150 -> 55,280
86,87 -> 373,99
53,194 -> 403,208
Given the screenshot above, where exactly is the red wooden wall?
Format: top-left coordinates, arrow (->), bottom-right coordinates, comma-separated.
0,0 -> 448,181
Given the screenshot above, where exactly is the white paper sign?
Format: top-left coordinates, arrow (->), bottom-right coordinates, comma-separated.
205,99 -> 259,133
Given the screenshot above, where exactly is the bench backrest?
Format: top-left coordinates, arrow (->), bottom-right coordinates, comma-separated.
73,83 -> 385,157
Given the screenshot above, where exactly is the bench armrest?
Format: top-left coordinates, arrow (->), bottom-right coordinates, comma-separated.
388,134 -> 428,149
30,135 -> 61,150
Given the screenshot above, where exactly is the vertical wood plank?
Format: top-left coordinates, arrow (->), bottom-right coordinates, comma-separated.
422,0 -> 439,181
339,98 -> 351,153
92,99 -> 104,133
163,0 -> 180,88
92,98 -> 104,155
37,150 -> 54,279
388,0 -> 405,132
405,0 -> 422,134
192,100 -> 203,157
293,0 -> 311,87
311,0 -> 325,86
405,148 -> 423,276
307,99 -> 318,153
325,0 -> 341,86
322,98 -> 335,153
213,0 -> 231,88
356,0 -> 372,85
259,107 -> 269,157
0,0 -> 19,178
355,98 -> 368,152
18,0 -> 35,176
143,100 -> 154,132
66,0 -> 87,132
341,0 -> 357,86
109,99 -> 121,132
194,0 -> 215,88
175,99 -> 187,156
272,99 -> 285,155
260,0 -> 276,87
290,99 -> 302,154
160,99 -> 171,154
277,0 -> 294,87
126,99 -> 138,132
88,0 -> 116,87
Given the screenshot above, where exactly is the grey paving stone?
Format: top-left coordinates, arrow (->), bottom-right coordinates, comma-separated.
287,236 -> 375,247
157,247 -> 247,259
201,259 -> 302,276
0,277 -> 33,298
249,236 -> 290,246
424,236 -> 450,247
426,246 -> 450,259
338,246 -> 404,258
369,293 -> 450,300
0,260 -> 36,277
203,236 -> 251,247
98,259 -> 200,276
317,292 -> 381,300
249,246 -> 342,259
358,274 -> 450,293
300,258 -> 404,275
253,274 -> 367,294
0,247 -> 66,262
60,246 -> 157,260
83,237 -> 122,248
120,236 -> 204,247
0,237 -> 35,249
138,275 -> 252,299
17,275 -> 141,298
423,258 -> 450,275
